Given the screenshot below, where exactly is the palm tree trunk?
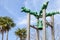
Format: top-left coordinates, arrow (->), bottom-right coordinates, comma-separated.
51,15 -> 55,40
20,37 -> 22,40
27,13 -> 30,40
6,31 -> 8,40
20,38 -> 22,40
22,38 -> 26,40
2,31 -> 4,40
24,38 -> 26,40
42,9 -> 46,40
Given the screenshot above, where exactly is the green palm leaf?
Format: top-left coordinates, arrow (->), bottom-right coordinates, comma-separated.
0,16 -> 15,32
21,7 -> 30,13
41,1 -> 49,9
39,1 -> 49,17
30,11 -> 39,18
21,7 -> 39,19
15,28 -> 27,39
46,12 -> 60,17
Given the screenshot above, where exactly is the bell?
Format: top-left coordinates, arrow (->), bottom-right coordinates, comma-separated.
37,20 -> 43,30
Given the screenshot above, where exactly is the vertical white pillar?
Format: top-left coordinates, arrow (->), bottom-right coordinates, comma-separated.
36,29 -> 39,40
27,13 -> 30,40
42,9 -> 46,40
51,15 -> 55,40
36,19 -> 39,40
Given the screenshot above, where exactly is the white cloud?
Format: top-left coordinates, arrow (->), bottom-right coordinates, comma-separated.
30,15 -> 37,25
16,15 -> 37,26
57,9 -> 60,12
17,19 -> 27,25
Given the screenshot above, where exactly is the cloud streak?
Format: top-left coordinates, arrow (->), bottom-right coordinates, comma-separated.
16,15 -> 37,26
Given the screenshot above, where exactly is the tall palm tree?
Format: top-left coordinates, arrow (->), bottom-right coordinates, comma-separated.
0,17 -> 6,40
15,28 -> 27,40
0,16 -> 15,40
3,17 -> 15,40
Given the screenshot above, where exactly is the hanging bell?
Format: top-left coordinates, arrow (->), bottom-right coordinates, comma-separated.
37,20 -> 43,30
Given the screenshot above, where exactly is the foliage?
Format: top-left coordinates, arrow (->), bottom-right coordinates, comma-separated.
21,1 -> 60,29
21,1 -> 60,19
15,28 -> 27,39
46,12 -> 60,17
21,7 -> 39,18
41,1 -> 49,10
39,1 -> 49,17
0,16 -> 15,32
21,1 -> 49,19
21,7 -> 30,13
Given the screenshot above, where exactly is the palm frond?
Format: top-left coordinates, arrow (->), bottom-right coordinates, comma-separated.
46,12 -> 60,17
0,16 -> 15,32
21,7 -> 30,13
15,28 -> 27,38
41,1 -> 49,9
30,11 -> 39,18
39,1 -> 49,17
21,7 -> 39,18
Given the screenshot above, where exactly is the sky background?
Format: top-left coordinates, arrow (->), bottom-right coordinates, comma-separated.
0,0 -> 60,40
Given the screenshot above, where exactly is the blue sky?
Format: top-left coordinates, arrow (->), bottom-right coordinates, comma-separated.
0,0 -> 60,40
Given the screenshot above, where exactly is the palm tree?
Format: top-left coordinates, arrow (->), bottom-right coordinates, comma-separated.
0,17 -> 6,40
21,28 -> 27,40
3,17 -> 15,40
15,28 -> 27,40
0,16 -> 15,40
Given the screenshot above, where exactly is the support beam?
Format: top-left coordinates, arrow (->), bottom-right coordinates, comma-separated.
46,20 -> 53,27
30,21 -> 53,30
51,15 -> 55,40
30,25 -> 38,30
27,13 -> 30,40
42,9 -> 46,40
30,25 -> 42,30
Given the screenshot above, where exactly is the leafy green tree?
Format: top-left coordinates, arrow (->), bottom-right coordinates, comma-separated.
15,28 -> 27,40
0,16 -> 15,40
0,17 -> 6,40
